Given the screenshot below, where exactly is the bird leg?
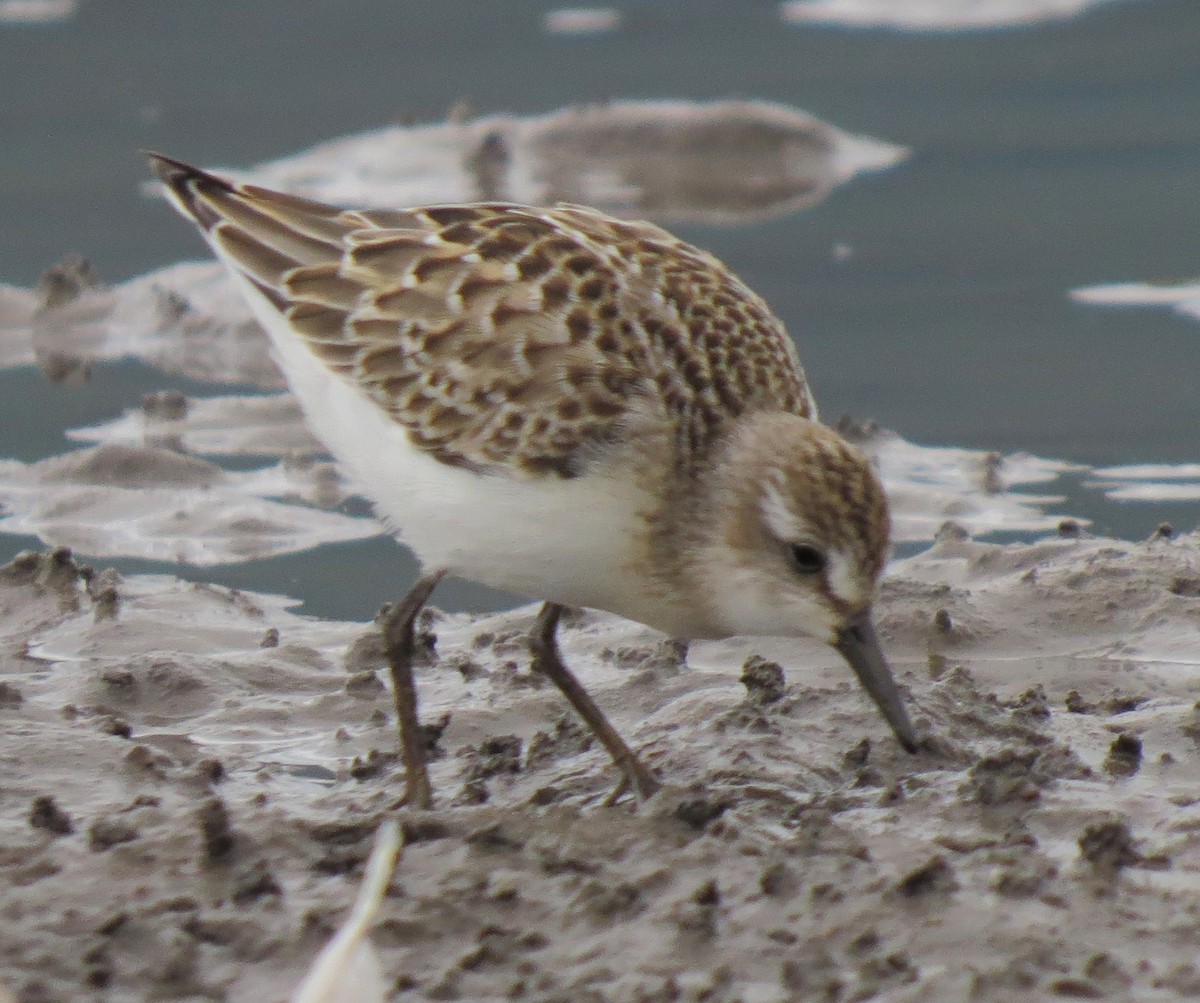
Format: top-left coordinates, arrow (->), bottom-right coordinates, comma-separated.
530,602 -> 662,800
379,570 -> 446,810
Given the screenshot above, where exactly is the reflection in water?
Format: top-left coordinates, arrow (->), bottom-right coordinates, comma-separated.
522,101 -> 866,224
33,254 -> 110,385
26,258 -> 283,390
462,130 -> 510,202
1072,277 -> 1200,323
0,0 -> 77,25
543,7 -> 621,36
36,253 -> 98,310
780,0 -> 1128,32
250,99 -> 908,225
857,427 -> 1084,542
70,392 -> 321,457
0,441 -> 378,566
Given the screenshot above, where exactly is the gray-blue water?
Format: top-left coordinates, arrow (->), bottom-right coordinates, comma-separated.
1,0 -> 1198,617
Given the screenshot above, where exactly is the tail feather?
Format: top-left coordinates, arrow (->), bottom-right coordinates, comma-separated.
146,152 -> 236,232
144,152 -> 354,293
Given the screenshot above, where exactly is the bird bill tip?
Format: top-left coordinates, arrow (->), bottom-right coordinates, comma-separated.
833,612 -> 919,754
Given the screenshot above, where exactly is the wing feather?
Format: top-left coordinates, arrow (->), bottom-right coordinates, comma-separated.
147,154 -> 814,480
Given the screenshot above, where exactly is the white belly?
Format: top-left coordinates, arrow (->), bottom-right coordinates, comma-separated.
243,280 -> 652,613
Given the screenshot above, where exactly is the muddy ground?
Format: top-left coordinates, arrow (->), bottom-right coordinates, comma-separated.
2,528 -> 1200,1002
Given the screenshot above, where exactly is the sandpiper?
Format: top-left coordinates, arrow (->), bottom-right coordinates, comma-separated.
147,153 -> 918,806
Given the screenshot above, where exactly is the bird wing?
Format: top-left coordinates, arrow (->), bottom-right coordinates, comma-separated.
149,154 -> 813,479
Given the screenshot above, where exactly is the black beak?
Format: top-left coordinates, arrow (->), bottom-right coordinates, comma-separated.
833,612 -> 918,753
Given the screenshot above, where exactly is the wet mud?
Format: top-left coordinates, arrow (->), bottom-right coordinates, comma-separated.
2,529 -> 1199,1001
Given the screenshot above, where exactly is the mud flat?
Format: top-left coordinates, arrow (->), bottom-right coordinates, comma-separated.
1,525 -> 1199,1002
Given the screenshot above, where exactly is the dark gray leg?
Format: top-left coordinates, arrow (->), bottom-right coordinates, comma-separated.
379,570 -> 446,809
530,602 -> 661,800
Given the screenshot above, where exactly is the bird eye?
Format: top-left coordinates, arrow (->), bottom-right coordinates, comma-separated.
789,544 -> 826,575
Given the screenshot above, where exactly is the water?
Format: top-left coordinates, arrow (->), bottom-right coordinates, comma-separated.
1,0 -> 1198,617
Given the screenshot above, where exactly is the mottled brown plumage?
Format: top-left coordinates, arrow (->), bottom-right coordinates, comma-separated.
150,154 -> 812,479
